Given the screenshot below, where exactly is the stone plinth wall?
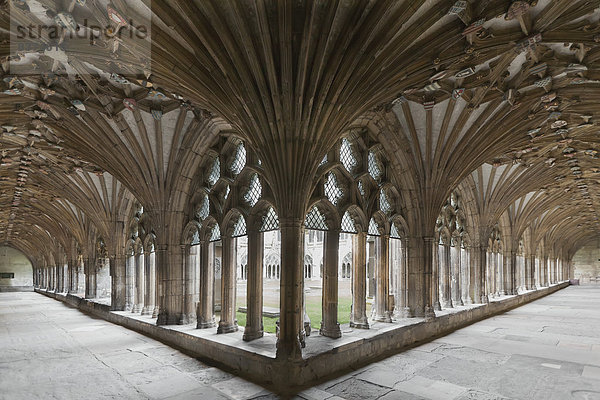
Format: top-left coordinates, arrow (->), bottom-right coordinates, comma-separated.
573,245 -> 600,284
36,282 -> 569,395
0,246 -> 33,292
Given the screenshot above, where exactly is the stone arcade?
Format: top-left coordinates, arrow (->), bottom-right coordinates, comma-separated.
1,0 -> 600,397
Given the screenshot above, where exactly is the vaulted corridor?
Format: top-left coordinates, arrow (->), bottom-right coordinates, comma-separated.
2,286 -> 599,399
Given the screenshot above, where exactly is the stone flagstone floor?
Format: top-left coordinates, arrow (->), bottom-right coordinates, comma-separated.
1,285 -> 599,399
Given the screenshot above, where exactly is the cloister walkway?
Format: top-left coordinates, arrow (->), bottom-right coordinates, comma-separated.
1,286 -> 599,399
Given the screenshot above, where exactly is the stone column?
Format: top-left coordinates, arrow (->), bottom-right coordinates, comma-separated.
320,229 -> 342,337
156,244 -> 186,325
197,240 -> 216,328
476,247 -> 488,303
442,244 -> 453,308
551,258 -> 557,284
132,253 -> 144,313
373,235 -> 392,322
407,237 -> 436,319
182,246 -> 199,323
460,246 -> 472,304
504,251 -> 516,295
143,251 -> 157,316
433,242 -> 442,311
451,243 -> 461,306
392,238 -> 410,318
276,218 -> 305,360
217,236 -> 238,333
110,255 -> 127,311
350,232 -> 369,328
244,230 -> 264,341
525,254 -> 534,290
542,256 -> 549,286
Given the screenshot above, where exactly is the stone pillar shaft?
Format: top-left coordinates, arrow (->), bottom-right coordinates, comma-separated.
182,246 -> 198,322
143,252 -> 156,316
217,236 -> 238,333
197,241 -> 216,328
320,230 -> 342,337
133,253 -> 144,313
374,235 -> 392,322
350,232 -> 369,328
244,231 -> 264,341
276,219 -> 305,360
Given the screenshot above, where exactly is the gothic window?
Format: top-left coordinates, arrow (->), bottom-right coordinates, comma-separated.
368,218 -> 380,236
340,138 -> 358,172
210,224 -> 221,242
260,207 -> 280,232
305,206 -> 328,231
368,151 -> 383,182
230,142 -> 246,176
380,188 -> 393,214
191,230 -> 200,245
244,173 -> 262,207
324,172 -> 343,206
232,215 -> 246,237
196,195 -> 210,221
390,223 -> 402,239
208,157 -> 220,186
341,211 -> 358,234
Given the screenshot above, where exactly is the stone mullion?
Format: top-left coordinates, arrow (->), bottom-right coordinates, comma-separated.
350,232 -> 369,329
451,243 -> 461,306
244,230 -> 264,341
442,244 -> 453,308
142,251 -> 156,316
320,229 -> 342,338
373,235 -> 392,322
182,245 -> 198,323
132,252 -> 144,313
217,236 -> 238,334
197,240 -> 216,328
433,242 -> 441,311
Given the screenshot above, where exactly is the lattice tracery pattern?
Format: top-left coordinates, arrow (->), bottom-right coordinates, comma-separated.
208,157 -> 220,186
341,211 -> 357,234
390,223 -> 401,239
305,206 -> 328,231
196,195 -> 210,221
340,138 -> 358,172
368,151 -> 383,181
233,215 -> 246,237
380,188 -> 393,215
325,172 -> 343,206
244,174 -> 262,207
368,218 -> 380,236
261,207 -> 280,232
210,224 -> 221,242
230,143 -> 246,176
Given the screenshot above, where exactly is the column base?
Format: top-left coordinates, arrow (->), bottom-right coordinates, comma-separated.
349,319 -> 369,329
393,307 -> 412,319
373,312 -> 392,323
180,313 -> 196,324
157,311 -> 184,326
434,301 -> 442,311
151,307 -> 159,319
480,294 -> 489,304
319,322 -> 342,338
132,304 -> 142,313
141,306 -> 154,316
424,306 -> 436,321
197,318 -> 216,329
217,321 -> 238,334
242,328 -> 264,341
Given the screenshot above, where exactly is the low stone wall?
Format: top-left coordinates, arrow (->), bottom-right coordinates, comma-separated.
36,282 -> 569,395
0,286 -> 33,292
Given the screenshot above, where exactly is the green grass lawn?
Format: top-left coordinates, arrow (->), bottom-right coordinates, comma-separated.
235,296 -> 355,333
